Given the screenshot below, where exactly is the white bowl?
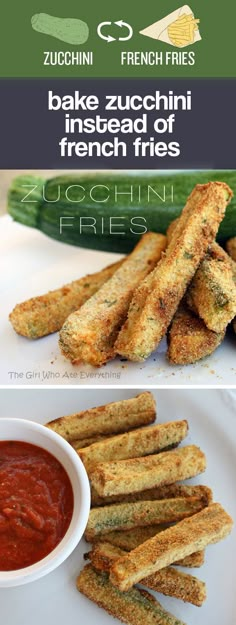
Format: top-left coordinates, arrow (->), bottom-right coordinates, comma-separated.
0,418 -> 90,587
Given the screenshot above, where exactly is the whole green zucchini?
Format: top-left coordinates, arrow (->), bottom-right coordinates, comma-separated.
8,171 -> 236,253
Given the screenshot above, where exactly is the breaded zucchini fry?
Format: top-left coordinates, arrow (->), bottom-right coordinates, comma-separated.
226,236 -> 236,261
72,434 -> 111,450
228,257 -> 236,334
89,445 -> 206,498
167,303 -> 225,364
91,483 -> 212,507
167,219 -> 236,334
229,256 -> 236,282
140,566 -> 206,606
85,495 -> 208,541
90,526 -> 166,550
166,217 -> 179,245
46,391 -> 155,443
168,219 -> 236,336
177,552 -> 205,567
59,233 -> 167,366
79,420 -> 188,472
77,564 -> 186,625
85,542 -> 206,606
89,529 -> 205,567
115,182 -> 232,361
110,503 -> 233,591
187,244 -> 236,332
9,260 -> 123,339
85,541 -> 127,571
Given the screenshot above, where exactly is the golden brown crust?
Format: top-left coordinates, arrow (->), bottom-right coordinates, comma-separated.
89,525 -> 166,550
59,233 -> 167,366
141,567 -> 206,606
167,303 -> 225,364
175,551 -> 205,568
46,392 -> 156,442
86,542 -> 206,607
77,564 -> 186,625
89,445 -> 206,498
187,243 -> 236,332
166,218 -> 179,245
226,237 -> 236,262
79,420 -> 188,472
88,531 -> 205,567
72,434 -> 112,450
85,495 -> 208,541
91,483 -> 212,507
110,503 -> 233,591
85,542 -> 125,572
228,256 -> 236,334
115,182 -> 232,361
9,260 -> 123,339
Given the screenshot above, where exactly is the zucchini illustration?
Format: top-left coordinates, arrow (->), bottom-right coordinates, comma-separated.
31,13 -> 89,45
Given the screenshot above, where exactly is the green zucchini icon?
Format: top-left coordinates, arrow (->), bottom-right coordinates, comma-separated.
31,13 -> 89,45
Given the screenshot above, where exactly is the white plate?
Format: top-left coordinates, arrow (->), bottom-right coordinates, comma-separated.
2,215 -> 236,386
0,387 -> 235,625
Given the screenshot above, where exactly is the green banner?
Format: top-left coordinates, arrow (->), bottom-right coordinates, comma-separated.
0,0 -> 235,77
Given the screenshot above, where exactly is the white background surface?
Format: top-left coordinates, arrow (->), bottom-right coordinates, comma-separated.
2,215 -> 236,386
0,388 -> 235,625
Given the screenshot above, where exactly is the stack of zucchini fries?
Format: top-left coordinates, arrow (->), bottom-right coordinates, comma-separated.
46,392 -> 233,625
9,180 -> 236,367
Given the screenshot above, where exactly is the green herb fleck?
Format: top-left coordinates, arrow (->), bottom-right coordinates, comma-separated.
104,299 -> 117,307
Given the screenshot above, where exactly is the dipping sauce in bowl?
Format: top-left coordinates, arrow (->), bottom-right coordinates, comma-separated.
0,441 -> 74,571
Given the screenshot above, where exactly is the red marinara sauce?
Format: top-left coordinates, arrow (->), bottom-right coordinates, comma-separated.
0,441 -> 74,570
